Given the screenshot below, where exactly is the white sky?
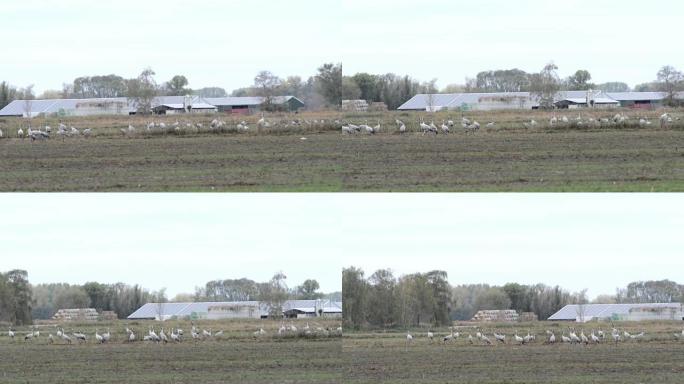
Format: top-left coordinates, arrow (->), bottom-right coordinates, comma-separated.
3,1 -> 682,94
1,0 -> 340,94
342,0 -> 684,89
1,194 -> 681,299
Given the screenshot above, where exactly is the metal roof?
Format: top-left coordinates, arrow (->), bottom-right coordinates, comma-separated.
606,92 -> 666,101
548,303 -> 682,320
127,301 -> 265,319
0,95 -> 299,116
128,300 -> 342,319
0,98 -> 132,116
204,96 -> 300,107
559,97 -> 619,104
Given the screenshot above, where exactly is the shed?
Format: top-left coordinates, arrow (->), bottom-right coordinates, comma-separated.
205,96 -> 304,114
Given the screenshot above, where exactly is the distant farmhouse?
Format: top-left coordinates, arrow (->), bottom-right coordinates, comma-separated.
548,303 -> 684,323
397,90 -> 683,112
127,299 -> 342,321
0,95 -> 305,118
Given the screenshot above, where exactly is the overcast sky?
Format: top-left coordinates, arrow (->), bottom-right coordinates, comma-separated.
342,0 -> 682,89
1,194 -> 681,299
1,0 -> 340,94
2,1 -> 682,94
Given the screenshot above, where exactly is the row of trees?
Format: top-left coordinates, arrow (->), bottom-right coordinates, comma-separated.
28,271 -> 336,322
231,63 -> 342,110
343,267 -> 684,329
32,282 -> 168,321
343,73 -> 438,110
343,267 -> 451,329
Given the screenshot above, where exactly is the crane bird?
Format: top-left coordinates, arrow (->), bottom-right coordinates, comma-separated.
8,328 -> 15,340
493,332 -> 506,344
128,331 -> 136,343
148,327 -> 159,342
569,330 -> 581,344
373,121 -> 380,133
611,330 -> 621,344
399,123 -> 406,134
61,332 -> 72,344
468,334 -> 474,344
48,334 -> 54,344
73,332 -> 87,343
0,128 -> 3,138
347,123 -> 360,133
486,122 -> 495,128
214,330 -> 224,338
17,128 -> 24,138
480,334 -> 493,345
465,121 -> 480,134
547,331 -> 556,344
170,329 -> 181,343
427,330 -> 434,341
160,328 -> 168,343
95,329 -> 104,344
419,120 -> 434,135
253,328 -> 266,337
405,331 -> 413,346
524,332 -> 535,344
440,120 -> 450,134
514,332 -> 524,345
580,330 -> 589,345
83,128 -> 92,137
561,333 -> 571,343
443,329 -> 456,343
590,331 -> 600,344
341,125 -> 353,135
660,113 -> 671,128
102,328 -> 111,343
203,329 -> 212,338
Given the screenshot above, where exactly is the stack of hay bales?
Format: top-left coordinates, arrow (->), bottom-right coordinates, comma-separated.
471,309 -> 520,322
52,308 -> 99,322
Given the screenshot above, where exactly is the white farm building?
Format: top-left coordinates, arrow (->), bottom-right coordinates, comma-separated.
127,299 -> 342,321
397,90 -> 683,112
548,303 -> 684,323
0,95 -> 304,117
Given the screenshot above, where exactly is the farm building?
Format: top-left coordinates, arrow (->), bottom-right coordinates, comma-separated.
205,96 -> 305,114
398,92 -> 537,111
0,96 -> 304,117
127,299 -> 342,321
152,96 -> 217,115
282,300 -> 343,319
548,303 -> 684,323
396,90 -> 678,111
0,98 -> 132,117
552,90 -> 618,108
606,92 -> 666,109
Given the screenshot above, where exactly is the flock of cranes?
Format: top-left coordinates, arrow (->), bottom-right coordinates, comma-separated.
402,325 -> 680,348
1,112 -> 681,141
6,322 -> 343,345
341,117 -> 484,136
0,114 -> 337,140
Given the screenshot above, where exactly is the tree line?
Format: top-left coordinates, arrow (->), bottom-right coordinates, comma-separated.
1,269 -> 339,325
342,266 -> 684,329
0,63 -> 343,112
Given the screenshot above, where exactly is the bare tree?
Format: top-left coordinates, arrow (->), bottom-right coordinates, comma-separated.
657,65 -> 684,106
254,70 -> 282,111
530,62 -> 561,109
